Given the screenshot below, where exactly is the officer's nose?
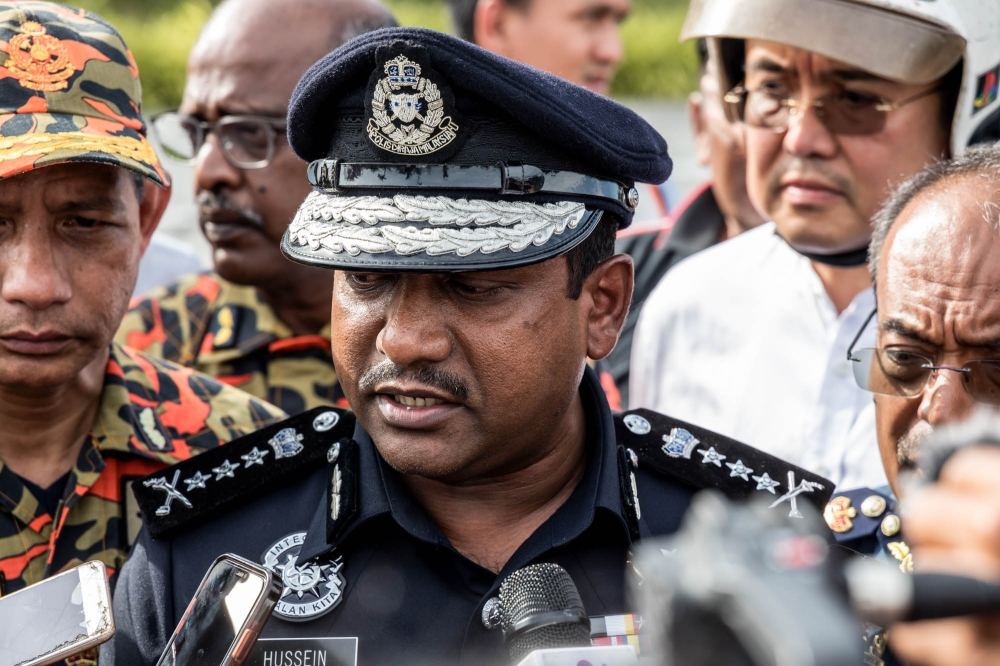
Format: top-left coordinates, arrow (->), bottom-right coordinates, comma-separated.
377,277 -> 452,366
917,368 -> 977,427
782,101 -> 839,161
0,225 -> 73,310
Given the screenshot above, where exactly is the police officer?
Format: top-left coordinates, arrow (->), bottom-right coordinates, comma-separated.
104,28 -> 832,666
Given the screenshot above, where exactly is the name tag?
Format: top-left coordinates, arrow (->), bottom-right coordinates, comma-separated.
247,637 -> 358,666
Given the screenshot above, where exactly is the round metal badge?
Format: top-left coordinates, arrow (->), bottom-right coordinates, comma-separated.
262,532 -> 346,621
623,414 -> 651,435
313,410 -> 340,432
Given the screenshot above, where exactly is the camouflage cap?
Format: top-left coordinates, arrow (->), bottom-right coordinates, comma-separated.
0,1 -> 167,186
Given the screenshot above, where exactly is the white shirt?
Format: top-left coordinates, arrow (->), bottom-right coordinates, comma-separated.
630,223 -> 886,490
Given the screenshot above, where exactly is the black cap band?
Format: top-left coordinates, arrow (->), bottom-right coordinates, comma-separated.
307,160 -> 639,212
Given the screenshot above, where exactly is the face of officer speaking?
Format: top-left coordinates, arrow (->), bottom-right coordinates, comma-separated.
181,4 -> 331,288
743,41 -> 949,254
474,0 -> 629,95
329,252 -> 632,482
0,164 -> 166,390
873,176 -> 1000,498
688,53 -> 766,235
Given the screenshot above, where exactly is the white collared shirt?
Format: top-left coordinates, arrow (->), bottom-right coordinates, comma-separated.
630,222 -> 885,490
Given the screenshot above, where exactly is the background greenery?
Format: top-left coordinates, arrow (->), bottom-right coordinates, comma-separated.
73,0 -> 698,110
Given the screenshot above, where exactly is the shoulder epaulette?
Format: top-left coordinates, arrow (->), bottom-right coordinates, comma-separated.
823,487 -> 900,544
616,409 -> 833,516
134,406 -> 355,540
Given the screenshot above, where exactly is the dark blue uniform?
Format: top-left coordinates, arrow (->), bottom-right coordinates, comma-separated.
106,369 -> 832,666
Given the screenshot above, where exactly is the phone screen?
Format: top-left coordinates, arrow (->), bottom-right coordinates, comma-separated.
157,561 -> 265,666
0,567 -> 92,666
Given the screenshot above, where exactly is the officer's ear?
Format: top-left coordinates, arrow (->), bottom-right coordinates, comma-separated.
582,253 -> 633,361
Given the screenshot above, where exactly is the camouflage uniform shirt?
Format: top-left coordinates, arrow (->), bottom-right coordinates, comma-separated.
117,272 -> 345,415
0,343 -> 284,598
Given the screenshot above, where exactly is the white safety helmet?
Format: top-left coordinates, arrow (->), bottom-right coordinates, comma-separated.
681,0 -> 1000,154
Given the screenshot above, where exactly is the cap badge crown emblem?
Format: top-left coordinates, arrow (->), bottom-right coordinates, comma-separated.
6,21 -> 75,92
366,45 -> 462,159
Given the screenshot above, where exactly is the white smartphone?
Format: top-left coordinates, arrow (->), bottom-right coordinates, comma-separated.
156,554 -> 281,666
0,561 -> 114,666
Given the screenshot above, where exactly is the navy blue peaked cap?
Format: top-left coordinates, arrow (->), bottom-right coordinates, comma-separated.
281,28 -> 673,272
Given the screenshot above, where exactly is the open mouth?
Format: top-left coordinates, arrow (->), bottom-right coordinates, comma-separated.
373,385 -> 463,429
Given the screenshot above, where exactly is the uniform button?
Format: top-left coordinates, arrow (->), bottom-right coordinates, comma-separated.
482,596 -> 501,630
881,514 -> 901,537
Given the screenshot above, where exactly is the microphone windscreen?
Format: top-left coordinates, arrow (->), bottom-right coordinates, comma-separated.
499,563 -> 591,663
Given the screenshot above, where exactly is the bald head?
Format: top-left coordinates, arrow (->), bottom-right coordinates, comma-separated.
185,0 -> 396,118
868,144 -> 1000,497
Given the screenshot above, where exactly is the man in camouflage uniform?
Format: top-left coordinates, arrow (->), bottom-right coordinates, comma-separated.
115,0 -> 396,415
0,0 -> 284,639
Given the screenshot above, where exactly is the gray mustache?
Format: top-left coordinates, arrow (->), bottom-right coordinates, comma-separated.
197,190 -> 266,228
358,361 -> 470,402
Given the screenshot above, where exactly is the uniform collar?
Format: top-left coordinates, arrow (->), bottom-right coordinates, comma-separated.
196,276 -> 332,364
90,343 -> 188,463
298,365 -> 627,565
0,343 -> 183,526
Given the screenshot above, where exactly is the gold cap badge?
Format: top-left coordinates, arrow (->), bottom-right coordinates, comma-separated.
5,21 -> 75,92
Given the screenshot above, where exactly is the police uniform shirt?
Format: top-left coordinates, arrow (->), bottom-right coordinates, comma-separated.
105,368 -> 698,666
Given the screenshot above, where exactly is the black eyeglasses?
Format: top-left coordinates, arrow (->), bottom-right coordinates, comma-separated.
150,112 -> 287,169
723,83 -> 941,136
846,308 -> 1000,405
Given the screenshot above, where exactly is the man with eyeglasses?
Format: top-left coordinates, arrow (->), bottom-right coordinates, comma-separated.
116,0 -> 397,415
630,0 -> 1000,490
827,142 -> 1000,666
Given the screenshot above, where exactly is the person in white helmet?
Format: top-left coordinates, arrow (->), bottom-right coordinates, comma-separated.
629,0 -> 1000,490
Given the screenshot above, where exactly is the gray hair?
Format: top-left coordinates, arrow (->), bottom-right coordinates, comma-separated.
868,141 -> 1000,288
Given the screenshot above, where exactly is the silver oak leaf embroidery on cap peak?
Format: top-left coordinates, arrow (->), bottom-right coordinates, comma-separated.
289,192 -> 585,258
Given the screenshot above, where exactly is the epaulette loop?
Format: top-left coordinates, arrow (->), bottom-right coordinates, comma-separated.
134,406 -> 355,539
616,409 -> 833,516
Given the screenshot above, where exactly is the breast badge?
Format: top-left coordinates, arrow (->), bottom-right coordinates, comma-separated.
365,44 -> 464,160
5,21 -> 75,92
263,532 -> 346,621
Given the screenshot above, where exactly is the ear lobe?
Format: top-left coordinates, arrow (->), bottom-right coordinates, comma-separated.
584,254 -> 633,361
138,179 -> 171,255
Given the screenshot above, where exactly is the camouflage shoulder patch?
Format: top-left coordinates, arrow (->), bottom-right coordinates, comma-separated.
133,406 -> 355,540
616,409 -> 833,516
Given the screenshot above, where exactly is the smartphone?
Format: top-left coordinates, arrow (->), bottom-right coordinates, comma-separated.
0,560 -> 114,666
156,554 -> 281,666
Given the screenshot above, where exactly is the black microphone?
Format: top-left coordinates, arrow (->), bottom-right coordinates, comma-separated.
847,559 -> 1000,625
498,563 -> 592,663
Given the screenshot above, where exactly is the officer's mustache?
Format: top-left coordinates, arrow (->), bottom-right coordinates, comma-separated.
358,361 -> 470,402
197,190 -> 266,229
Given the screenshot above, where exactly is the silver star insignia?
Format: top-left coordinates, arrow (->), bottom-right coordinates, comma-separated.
212,459 -> 239,480
726,460 -> 753,481
184,471 -> 210,491
752,472 -> 781,494
699,446 -> 726,467
241,446 -> 269,468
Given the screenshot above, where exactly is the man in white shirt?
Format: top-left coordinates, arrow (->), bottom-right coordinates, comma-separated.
630,0 -> 997,489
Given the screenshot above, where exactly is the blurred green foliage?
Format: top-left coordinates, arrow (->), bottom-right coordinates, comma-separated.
71,0 -> 697,110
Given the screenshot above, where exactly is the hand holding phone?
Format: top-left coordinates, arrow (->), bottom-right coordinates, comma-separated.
0,561 -> 114,666
156,554 -> 281,666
